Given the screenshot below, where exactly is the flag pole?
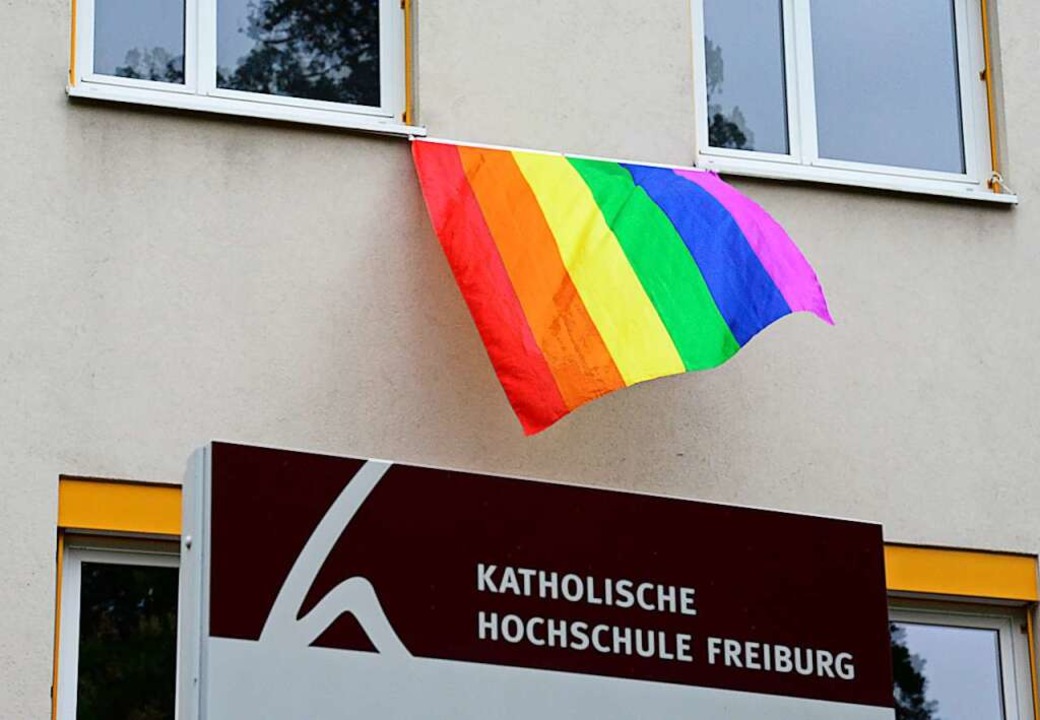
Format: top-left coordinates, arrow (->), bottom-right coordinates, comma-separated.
412,136 -> 712,176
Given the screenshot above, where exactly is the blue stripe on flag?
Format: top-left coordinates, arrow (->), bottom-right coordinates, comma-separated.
621,164 -> 791,346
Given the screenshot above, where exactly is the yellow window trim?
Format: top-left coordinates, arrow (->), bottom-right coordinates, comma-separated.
403,0 -> 415,125
980,0 -> 1002,192
50,532 -> 64,720
58,476 -> 181,536
885,543 -> 1038,603
68,0 -> 77,86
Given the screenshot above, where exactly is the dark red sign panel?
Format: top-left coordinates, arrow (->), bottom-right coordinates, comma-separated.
204,442 -> 893,713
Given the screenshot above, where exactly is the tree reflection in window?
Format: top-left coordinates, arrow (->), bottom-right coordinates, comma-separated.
217,0 -> 381,107
115,48 -> 185,84
705,38 -> 755,150
92,0 -> 185,84
891,623 -> 939,720
77,562 -> 178,720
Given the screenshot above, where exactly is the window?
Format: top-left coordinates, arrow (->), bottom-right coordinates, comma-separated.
69,0 -> 419,135
693,0 -> 1014,202
54,478 -> 183,720
888,604 -> 1035,720
55,542 -> 180,720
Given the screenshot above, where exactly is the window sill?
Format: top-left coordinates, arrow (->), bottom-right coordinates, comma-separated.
67,82 -> 427,138
697,154 -> 1018,205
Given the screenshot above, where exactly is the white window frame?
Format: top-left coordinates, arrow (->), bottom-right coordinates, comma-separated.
68,0 -> 424,136
691,0 -> 1015,203
889,602 -> 1036,720
55,543 -> 180,720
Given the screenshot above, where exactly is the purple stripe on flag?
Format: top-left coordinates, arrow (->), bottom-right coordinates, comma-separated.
674,169 -> 834,325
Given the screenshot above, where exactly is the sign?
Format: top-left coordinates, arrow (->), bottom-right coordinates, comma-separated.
178,442 -> 894,719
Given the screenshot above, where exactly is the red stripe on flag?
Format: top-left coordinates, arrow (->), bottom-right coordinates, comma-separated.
459,147 -> 626,410
412,140 -> 569,434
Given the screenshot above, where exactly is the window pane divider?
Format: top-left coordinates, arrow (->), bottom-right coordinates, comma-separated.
182,0 -> 199,92
380,0 -> 407,120
956,0 -> 990,185
195,0 -> 214,95
72,0 -> 94,83
79,72 -> 196,94
789,0 -> 818,166
811,155 -> 979,184
954,0 -> 980,181
689,1 -> 710,160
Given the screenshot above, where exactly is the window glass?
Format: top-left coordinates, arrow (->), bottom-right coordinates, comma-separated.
810,0 -> 966,173
890,621 -> 1005,720
702,0 -> 789,154
93,0 -> 185,83
76,562 -> 178,720
216,0 -> 382,107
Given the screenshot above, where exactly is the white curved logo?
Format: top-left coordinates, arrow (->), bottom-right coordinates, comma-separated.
259,460 -> 410,657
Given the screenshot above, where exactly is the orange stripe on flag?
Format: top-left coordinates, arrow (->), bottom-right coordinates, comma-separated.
460,147 -> 626,408
413,141 -> 569,433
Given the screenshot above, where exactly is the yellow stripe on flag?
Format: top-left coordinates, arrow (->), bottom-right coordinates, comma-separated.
512,151 -> 684,385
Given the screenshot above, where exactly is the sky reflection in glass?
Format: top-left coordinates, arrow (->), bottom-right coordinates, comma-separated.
810,0 -> 965,173
703,0 -> 789,154
892,622 -> 1005,720
93,0 -> 184,83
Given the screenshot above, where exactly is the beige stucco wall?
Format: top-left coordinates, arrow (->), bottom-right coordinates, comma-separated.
1,0 -> 1038,715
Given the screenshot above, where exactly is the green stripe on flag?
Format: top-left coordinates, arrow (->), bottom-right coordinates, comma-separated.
568,158 -> 740,370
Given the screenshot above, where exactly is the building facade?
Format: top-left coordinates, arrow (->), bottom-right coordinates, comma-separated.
1,0 -> 1038,717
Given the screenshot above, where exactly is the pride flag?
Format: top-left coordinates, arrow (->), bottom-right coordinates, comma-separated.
413,139 -> 833,434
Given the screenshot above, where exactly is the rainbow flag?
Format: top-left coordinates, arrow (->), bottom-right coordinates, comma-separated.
413,139 -> 833,434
